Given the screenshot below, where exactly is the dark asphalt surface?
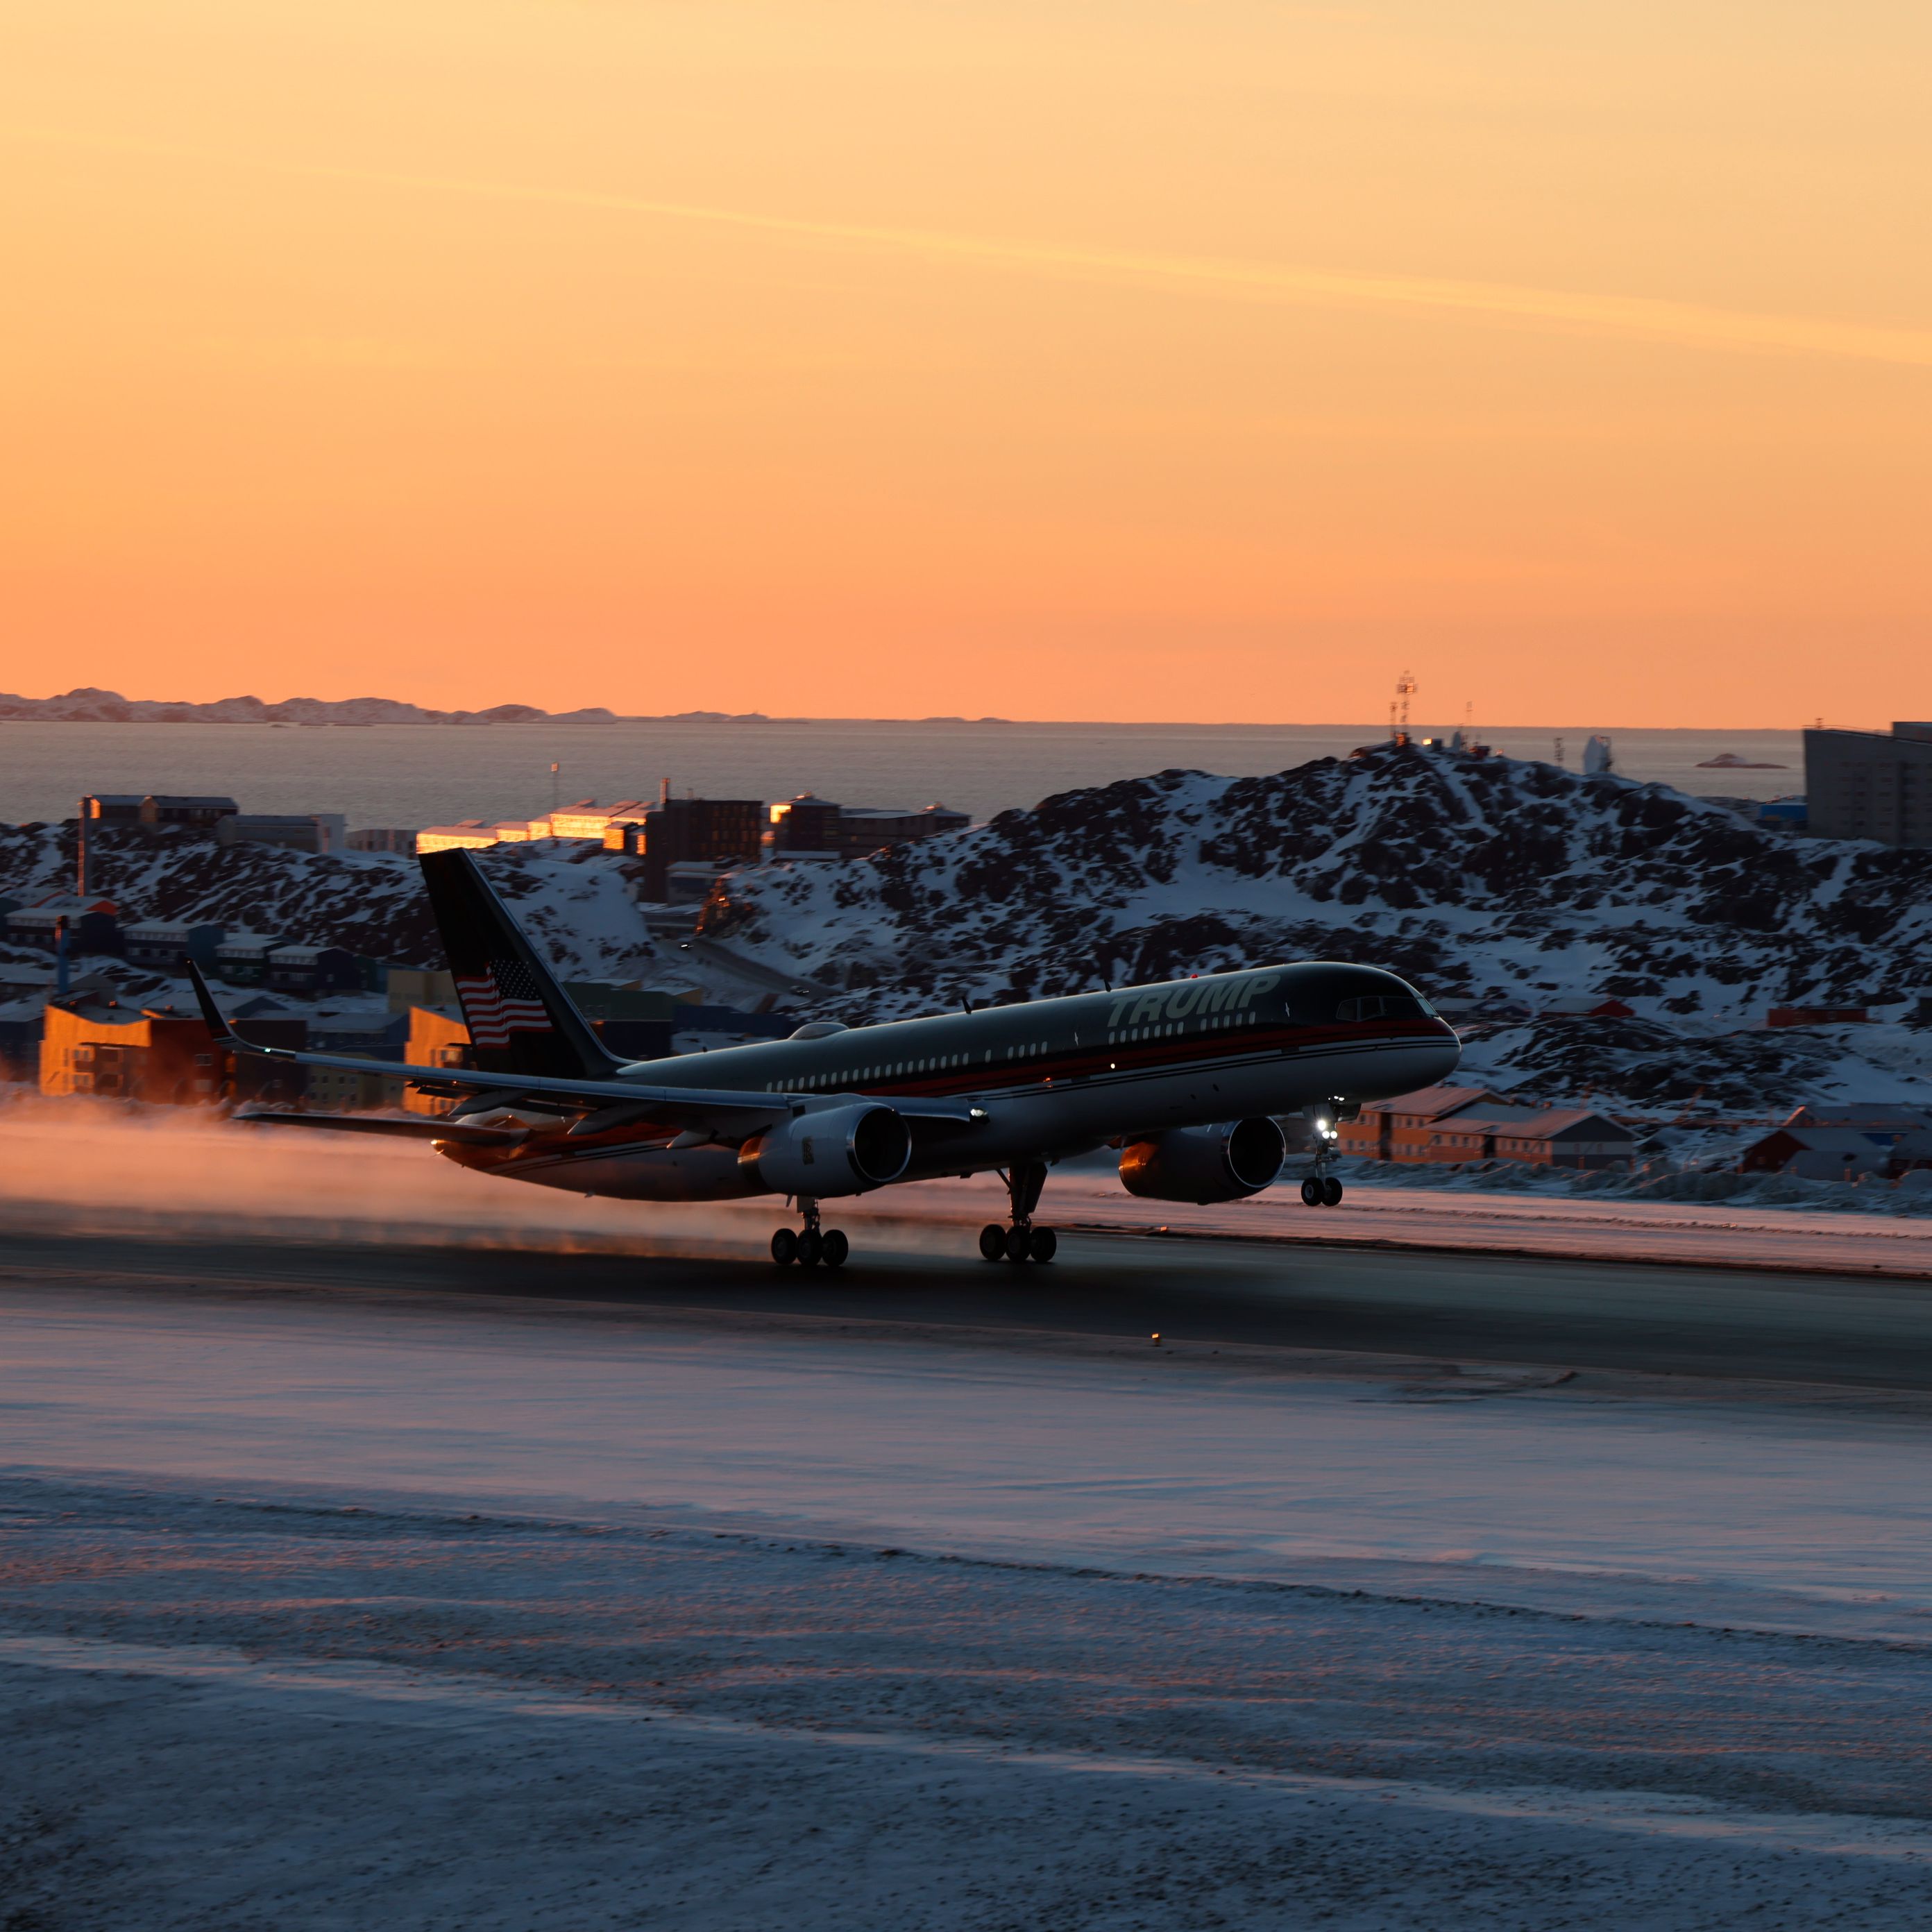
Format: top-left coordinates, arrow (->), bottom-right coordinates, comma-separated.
8,1216 -> 1932,1391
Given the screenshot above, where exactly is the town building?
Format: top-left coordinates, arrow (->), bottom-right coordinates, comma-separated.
138,795 -> 239,830
1474,1108 -> 1637,1169
416,821 -> 505,854
304,1008 -> 410,1110
3,897 -> 121,956
1767,1005 -> 1871,1028
1890,1131 -> 1932,1177
1739,1105 -> 1932,1176
217,812 -> 348,855
1338,1085 -> 1636,1168
80,794 -> 146,824
38,997 -> 307,1105
402,1006 -> 473,1115
346,829 -> 419,854
767,795 -> 970,861
1804,724 -> 1932,846
1337,1085 -> 1509,1162
605,798 -> 765,901
263,944 -> 368,997
121,921 -> 226,971
546,800 -> 652,842
213,932 -> 282,985
0,998 -> 44,1082
1409,1101 -> 1550,1161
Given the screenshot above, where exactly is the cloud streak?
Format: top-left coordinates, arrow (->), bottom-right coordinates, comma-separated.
16,129 -> 1932,368
320,162 -> 1932,371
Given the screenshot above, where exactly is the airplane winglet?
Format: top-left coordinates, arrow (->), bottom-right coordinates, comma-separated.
186,959 -> 242,1049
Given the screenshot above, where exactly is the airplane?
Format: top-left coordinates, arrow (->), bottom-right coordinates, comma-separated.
194,847 -> 1461,1268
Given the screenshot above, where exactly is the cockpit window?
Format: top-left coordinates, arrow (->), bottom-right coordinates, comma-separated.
1337,993 -> 1427,1022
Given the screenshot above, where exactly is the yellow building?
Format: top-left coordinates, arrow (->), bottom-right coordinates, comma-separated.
403,1005 -> 472,1116
550,799 -> 650,842
40,1000 -> 306,1106
416,821 -> 500,855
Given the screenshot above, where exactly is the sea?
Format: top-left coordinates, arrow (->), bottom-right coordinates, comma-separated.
0,720 -> 1806,831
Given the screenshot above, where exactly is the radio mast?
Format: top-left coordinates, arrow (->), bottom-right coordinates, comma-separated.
1392,670 -> 1417,742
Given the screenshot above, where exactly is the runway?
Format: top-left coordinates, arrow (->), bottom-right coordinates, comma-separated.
11,1212 -> 1932,1926
8,1214 -> 1932,1392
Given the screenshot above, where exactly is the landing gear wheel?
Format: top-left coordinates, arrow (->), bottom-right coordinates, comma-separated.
798,1228 -> 824,1268
1300,1178 -> 1322,1207
771,1228 -> 799,1266
820,1228 -> 849,1269
979,1223 -> 1008,1262
1028,1226 -> 1058,1263
1004,1226 -> 1033,1262
1321,1177 -> 1344,1208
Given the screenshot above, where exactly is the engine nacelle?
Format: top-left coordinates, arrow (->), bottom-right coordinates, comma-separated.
1118,1118 -> 1286,1205
740,1103 -> 913,1198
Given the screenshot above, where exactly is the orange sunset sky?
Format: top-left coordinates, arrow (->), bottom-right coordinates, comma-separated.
3,1 -> 1929,725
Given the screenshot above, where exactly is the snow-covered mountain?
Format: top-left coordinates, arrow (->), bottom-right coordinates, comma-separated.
0,826 -> 662,982
8,744 -> 1931,1120
697,743 -> 1932,1114
0,688 -> 622,726
0,688 -> 781,725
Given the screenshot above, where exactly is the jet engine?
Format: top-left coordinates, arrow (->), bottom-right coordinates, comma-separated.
1117,1118 -> 1287,1205
740,1103 -> 913,1198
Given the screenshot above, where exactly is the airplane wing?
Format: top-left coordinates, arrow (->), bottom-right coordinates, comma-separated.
237,1109 -> 529,1146
190,963 -> 983,1134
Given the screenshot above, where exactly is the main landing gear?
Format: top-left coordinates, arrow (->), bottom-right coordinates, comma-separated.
771,1198 -> 849,1269
980,1158 -> 1058,1263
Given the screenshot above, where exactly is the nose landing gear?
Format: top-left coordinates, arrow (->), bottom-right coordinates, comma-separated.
1299,1101 -> 1346,1207
771,1198 -> 850,1268
981,1158 -> 1057,1262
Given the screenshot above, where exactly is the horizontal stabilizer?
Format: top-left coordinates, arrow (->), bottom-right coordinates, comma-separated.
236,1109 -> 527,1147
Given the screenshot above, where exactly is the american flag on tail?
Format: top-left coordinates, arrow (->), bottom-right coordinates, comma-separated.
455,960 -> 553,1046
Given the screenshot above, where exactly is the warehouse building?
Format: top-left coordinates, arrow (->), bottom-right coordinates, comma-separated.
1804,724 -> 1932,845
217,812 -> 348,855
767,795 -> 970,861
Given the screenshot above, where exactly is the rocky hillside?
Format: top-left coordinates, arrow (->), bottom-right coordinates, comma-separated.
0,825 -> 663,981
697,743 -> 1932,1113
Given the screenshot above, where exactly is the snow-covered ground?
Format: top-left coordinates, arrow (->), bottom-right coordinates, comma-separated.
10,1097 -> 1932,1922
6,1278 -> 1932,1927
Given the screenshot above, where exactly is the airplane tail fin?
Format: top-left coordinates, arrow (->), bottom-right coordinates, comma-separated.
417,848 -> 625,1081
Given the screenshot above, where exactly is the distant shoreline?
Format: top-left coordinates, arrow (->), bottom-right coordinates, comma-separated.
0,710 -> 1810,736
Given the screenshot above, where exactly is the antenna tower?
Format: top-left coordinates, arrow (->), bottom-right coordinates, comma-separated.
1393,670 -> 1417,740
